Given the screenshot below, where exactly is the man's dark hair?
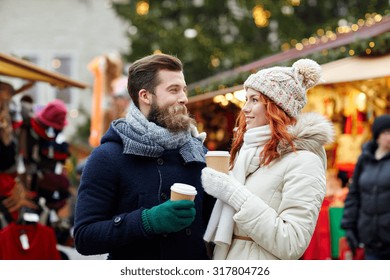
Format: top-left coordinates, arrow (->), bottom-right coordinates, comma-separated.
127,54 -> 183,108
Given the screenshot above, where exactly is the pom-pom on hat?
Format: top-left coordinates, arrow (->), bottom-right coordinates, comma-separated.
36,99 -> 68,130
244,58 -> 321,118
372,114 -> 390,140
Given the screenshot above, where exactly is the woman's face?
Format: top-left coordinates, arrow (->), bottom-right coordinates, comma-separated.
242,88 -> 269,130
377,128 -> 390,151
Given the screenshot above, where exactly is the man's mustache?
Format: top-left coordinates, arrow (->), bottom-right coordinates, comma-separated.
169,104 -> 187,115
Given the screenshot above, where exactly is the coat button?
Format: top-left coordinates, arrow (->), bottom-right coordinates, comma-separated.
114,216 -> 122,225
157,158 -> 164,165
160,193 -> 168,200
185,228 -> 192,236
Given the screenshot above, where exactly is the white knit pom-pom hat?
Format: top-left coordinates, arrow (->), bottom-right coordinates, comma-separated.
244,58 -> 321,118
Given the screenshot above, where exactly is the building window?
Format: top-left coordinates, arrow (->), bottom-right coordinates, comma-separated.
51,55 -> 72,104
19,55 -> 39,103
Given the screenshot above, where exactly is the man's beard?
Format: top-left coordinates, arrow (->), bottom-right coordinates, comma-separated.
148,102 -> 195,133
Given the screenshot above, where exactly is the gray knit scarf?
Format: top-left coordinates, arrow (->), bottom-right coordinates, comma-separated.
112,102 -> 205,164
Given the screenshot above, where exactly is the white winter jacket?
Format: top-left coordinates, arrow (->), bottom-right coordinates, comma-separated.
213,113 -> 334,260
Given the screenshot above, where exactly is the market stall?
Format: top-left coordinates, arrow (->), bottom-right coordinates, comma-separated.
305,53 -> 390,173
0,52 -> 88,89
0,53 -> 89,259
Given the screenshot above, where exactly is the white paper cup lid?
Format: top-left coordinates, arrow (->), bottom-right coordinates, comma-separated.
205,151 -> 230,157
170,183 -> 197,195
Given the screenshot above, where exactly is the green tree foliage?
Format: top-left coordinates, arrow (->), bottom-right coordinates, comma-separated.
112,0 -> 389,84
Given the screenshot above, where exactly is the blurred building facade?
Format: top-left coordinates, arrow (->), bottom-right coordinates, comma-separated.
0,0 -> 129,138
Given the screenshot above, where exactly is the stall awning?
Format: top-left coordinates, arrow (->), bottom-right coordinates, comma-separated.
320,53 -> 390,84
0,53 -> 88,89
188,53 -> 390,103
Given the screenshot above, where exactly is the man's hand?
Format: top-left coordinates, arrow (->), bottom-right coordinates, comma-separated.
142,200 -> 196,234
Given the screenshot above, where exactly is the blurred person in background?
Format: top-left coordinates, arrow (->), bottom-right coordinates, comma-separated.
74,54 -> 209,260
201,59 -> 334,259
341,114 -> 390,260
112,87 -> 131,119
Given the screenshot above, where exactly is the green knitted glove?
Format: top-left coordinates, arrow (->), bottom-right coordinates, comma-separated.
141,200 -> 196,234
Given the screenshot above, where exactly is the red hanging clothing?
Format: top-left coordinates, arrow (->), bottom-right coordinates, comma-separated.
302,198 -> 332,260
0,173 -> 19,222
0,223 -> 61,260
0,173 -> 15,197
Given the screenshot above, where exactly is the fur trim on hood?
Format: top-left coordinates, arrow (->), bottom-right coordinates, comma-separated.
278,112 -> 335,169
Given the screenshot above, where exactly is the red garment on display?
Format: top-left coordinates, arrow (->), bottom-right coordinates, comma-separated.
30,118 -> 55,141
12,120 -> 23,130
0,173 -> 19,221
343,111 -> 366,134
339,237 -> 365,260
0,223 -> 61,260
302,198 -> 332,260
0,173 -> 14,197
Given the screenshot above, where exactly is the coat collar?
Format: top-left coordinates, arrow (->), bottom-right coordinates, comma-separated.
277,112 -> 335,167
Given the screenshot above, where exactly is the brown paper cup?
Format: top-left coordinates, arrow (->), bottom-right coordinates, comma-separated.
205,151 -> 230,174
170,183 -> 197,201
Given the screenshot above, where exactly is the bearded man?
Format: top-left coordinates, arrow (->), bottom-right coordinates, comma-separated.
74,54 -> 210,260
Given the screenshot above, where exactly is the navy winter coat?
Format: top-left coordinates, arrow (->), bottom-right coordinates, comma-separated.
74,125 -> 210,260
341,141 -> 390,256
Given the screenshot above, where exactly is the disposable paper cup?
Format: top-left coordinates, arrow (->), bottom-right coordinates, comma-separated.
205,151 -> 230,174
170,183 -> 197,201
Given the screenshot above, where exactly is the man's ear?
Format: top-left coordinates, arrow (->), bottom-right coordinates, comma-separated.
139,89 -> 151,105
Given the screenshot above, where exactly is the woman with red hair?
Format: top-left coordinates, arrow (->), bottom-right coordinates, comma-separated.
202,59 -> 334,260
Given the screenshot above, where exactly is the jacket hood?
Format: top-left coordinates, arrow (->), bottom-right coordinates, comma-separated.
361,140 -> 390,162
100,123 -> 123,145
278,112 -> 335,168
361,141 -> 376,158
